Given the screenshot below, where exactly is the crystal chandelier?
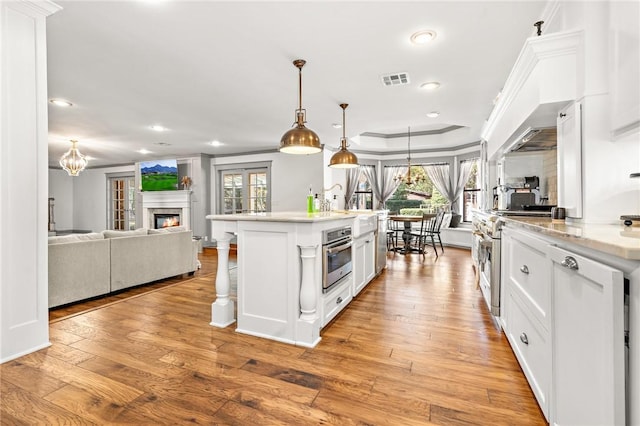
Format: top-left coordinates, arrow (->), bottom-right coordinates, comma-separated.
59,140 -> 88,176
394,126 -> 424,186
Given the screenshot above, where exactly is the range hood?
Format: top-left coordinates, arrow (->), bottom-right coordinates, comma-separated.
507,126 -> 557,153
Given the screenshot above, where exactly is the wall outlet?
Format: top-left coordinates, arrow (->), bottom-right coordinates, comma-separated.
204,236 -> 208,242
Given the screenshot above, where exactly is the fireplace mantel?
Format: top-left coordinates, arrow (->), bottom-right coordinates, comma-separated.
141,190 -> 192,230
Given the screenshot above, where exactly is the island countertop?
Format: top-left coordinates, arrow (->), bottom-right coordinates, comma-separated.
500,216 -> 640,260
206,211 -> 359,223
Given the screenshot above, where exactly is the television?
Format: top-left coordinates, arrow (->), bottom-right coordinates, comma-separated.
140,159 -> 179,191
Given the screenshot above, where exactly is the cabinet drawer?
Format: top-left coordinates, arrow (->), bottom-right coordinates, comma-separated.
506,230 -> 550,328
322,277 -> 352,327
505,289 -> 550,420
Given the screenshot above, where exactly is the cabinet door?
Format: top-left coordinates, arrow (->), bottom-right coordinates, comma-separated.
364,232 -> 376,284
557,102 -> 582,218
549,245 -> 625,426
353,238 -> 366,296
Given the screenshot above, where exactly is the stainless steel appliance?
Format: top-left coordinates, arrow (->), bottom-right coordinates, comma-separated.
375,211 -> 388,274
322,225 -> 353,293
472,211 -> 502,316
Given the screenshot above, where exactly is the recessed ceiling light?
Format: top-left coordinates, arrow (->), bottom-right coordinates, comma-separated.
209,140 -> 223,147
150,125 -> 168,132
332,123 -> 342,129
426,111 -> 440,118
138,149 -> 151,154
49,99 -> 73,107
420,82 -> 441,90
410,30 -> 437,45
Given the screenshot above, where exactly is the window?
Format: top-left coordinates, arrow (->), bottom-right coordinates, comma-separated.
107,174 -> 136,230
218,162 -> 271,214
386,165 -> 447,213
462,159 -> 480,222
350,173 -> 373,210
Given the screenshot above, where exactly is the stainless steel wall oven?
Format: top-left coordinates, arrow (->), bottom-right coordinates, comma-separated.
322,226 -> 353,293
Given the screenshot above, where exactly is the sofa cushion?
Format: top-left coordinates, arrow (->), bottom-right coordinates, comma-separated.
48,232 -> 105,244
102,228 -> 149,239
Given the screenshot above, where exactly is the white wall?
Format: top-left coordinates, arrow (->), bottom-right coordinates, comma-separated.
48,169 -> 74,230
1,0 -> 60,363
210,151 -> 324,214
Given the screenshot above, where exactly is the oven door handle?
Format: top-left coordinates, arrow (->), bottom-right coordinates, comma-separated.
326,240 -> 352,254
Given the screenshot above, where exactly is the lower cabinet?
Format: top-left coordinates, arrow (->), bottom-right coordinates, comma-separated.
321,277 -> 352,327
502,226 -> 626,425
353,231 -> 375,296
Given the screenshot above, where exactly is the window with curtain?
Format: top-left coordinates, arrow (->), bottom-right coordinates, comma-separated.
462,158 -> 480,222
350,172 -> 373,210
386,164 -> 447,213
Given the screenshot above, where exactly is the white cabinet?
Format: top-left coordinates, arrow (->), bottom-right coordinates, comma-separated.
549,245 -> 625,426
557,102 -> 583,218
501,228 -> 552,419
321,276 -> 352,327
353,231 -> 375,296
502,226 -> 626,425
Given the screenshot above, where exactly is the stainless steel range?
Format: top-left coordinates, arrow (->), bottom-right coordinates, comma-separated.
472,211 -> 502,317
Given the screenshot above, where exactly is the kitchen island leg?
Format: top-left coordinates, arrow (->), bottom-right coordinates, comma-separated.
210,232 -> 236,327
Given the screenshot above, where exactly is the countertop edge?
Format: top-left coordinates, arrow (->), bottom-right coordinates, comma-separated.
500,217 -> 640,261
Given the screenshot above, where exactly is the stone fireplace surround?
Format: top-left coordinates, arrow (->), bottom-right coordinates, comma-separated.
141,190 -> 192,230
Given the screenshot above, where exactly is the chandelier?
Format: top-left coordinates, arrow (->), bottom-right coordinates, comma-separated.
394,126 -> 424,186
328,103 -> 358,168
279,59 -> 322,154
59,140 -> 88,176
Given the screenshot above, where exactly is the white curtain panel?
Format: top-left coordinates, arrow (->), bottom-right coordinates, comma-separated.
344,167 -> 361,209
380,166 -> 407,209
360,165 -> 382,208
424,161 -> 476,214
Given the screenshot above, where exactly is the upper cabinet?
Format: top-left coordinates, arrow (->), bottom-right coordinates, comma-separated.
557,102 -> 582,218
609,1 -> 640,142
481,30 -> 584,160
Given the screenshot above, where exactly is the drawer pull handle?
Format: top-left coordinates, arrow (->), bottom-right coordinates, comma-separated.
520,265 -> 529,274
336,297 -> 343,305
520,333 -> 529,345
561,256 -> 579,270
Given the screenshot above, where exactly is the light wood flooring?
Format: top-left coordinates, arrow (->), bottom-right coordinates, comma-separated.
2,247 -> 546,425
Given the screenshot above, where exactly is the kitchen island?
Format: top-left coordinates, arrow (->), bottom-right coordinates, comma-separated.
206,211 -> 371,347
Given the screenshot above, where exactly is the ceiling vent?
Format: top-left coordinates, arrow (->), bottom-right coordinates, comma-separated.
381,72 -> 410,87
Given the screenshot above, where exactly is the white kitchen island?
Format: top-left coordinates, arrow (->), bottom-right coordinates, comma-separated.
206,211 -> 363,348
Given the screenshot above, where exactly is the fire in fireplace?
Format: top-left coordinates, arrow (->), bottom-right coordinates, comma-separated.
155,214 -> 180,229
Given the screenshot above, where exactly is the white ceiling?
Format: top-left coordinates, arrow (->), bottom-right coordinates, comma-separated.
46,0 -> 547,168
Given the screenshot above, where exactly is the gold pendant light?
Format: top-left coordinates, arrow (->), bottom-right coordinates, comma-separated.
329,103 -> 358,168
279,59 -> 322,154
59,139 -> 88,176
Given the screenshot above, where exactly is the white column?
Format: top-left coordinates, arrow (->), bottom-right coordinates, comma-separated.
210,232 -> 235,327
1,0 -> 61,363
296,245 -> 320,347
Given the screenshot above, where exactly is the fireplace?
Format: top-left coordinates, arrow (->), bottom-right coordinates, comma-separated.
141,190 -> 192,230
155,213 -> 180,229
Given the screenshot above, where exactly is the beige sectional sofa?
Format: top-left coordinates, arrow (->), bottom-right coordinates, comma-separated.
48,227 -> 198,308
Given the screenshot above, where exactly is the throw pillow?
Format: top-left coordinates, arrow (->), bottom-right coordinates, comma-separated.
440,213 -> 452,229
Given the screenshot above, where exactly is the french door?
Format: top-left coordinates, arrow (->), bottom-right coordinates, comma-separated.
107,175 -> 136,230
220,166 -> 269,214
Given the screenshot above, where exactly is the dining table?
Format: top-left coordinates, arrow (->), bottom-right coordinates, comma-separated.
388,213 -> 436,254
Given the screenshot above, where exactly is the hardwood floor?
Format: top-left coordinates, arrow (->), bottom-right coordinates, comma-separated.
2,247 -> 546,425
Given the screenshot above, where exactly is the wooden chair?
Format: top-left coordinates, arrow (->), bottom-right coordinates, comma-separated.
408,211 -> 445,257
386,218 -> 402,250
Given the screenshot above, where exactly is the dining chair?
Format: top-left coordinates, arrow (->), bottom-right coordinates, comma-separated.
408,211 -> 445,257
386,218 -> 402,250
